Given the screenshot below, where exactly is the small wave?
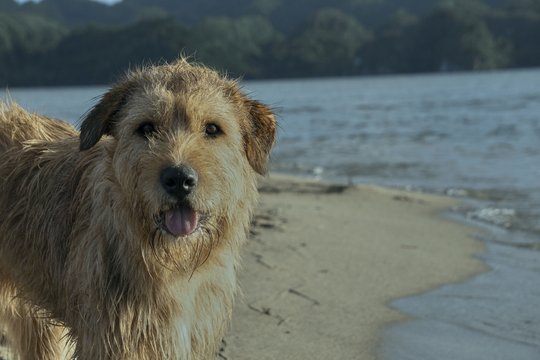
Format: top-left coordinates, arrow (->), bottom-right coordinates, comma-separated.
445,188 -> 469,197
283,105 -> 322,114
487,124 -> 519,137
412,130 -> 448,143
356,103 -> 397,111
467,207 -> 516,228
332,162 -> 434,178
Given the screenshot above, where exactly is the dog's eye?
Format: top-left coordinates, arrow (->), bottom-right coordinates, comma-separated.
136,122 -> 157,139
205,123 -> 222,138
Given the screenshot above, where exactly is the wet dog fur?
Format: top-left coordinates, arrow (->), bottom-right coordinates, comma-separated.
0,59 -> 276,359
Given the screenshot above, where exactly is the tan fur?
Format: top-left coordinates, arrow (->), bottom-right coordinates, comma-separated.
0,59 -> 276,359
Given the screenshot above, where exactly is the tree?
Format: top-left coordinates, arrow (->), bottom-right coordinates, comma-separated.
0,13 -> 66,55
361,9 -> 419,73
407,3 -> 511,72
186,16 -> 280,77
38,18 -> 188,85
0,13 -> 67,85
0,0 -> 17,12
280,8 -> 371,76
505,0 -> 540,18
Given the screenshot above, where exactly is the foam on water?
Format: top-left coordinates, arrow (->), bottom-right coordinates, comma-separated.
466,207 -> 516,228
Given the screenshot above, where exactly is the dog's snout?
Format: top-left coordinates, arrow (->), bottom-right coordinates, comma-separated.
160,165 -> 198,199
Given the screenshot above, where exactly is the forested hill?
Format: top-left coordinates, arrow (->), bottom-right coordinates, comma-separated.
0,0 -> 448,30
0,0 -> 539,86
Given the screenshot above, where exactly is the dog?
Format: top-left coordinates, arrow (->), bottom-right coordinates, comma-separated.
0,59 -> 276,359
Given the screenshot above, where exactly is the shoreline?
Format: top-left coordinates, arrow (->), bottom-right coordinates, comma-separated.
221,174 -> 487,359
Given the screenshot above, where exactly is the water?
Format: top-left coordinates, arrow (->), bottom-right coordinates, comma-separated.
2,69 -> 540,359
243,70 -> 540,237
243,70 -> 540,359
2,86 -> 106,125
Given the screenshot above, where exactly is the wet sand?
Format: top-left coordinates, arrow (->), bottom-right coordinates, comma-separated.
220,175 -> 486,359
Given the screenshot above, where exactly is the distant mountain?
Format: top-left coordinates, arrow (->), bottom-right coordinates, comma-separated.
0,0 -> 522,30
0,0 -> 18,11
0,0 -> 538,86
5,0 -> 136,26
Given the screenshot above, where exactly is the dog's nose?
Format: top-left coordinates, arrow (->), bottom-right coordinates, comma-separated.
160,165 -> 198,199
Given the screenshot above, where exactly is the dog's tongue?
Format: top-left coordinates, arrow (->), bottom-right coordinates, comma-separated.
164,206 -> 199,237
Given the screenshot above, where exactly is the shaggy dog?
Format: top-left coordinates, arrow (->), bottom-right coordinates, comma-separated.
0,59 -> 276,359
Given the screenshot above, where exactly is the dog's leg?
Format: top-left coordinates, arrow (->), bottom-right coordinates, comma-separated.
0,279 -> 70,360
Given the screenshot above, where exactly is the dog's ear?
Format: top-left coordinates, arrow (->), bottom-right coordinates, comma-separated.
244,100 -> 277,175
79,81 -> 134,151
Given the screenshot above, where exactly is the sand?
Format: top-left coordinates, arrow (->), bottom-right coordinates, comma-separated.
219,175 -> 486,359
0,175 -> 486,359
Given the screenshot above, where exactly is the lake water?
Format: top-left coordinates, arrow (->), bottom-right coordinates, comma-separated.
2,69 -> 540,359
246,70 -> 540,237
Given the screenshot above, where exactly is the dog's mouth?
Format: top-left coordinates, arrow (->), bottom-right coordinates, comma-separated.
158,204 -> 201,238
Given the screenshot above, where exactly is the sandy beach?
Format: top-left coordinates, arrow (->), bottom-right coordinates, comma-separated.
0,175 -> 487,360
220,175 -> 486,359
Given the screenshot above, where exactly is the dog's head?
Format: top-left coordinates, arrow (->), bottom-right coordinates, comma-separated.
79,59 -> 276,269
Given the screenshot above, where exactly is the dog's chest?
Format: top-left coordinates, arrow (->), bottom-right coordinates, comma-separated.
169,256 -> 237,359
